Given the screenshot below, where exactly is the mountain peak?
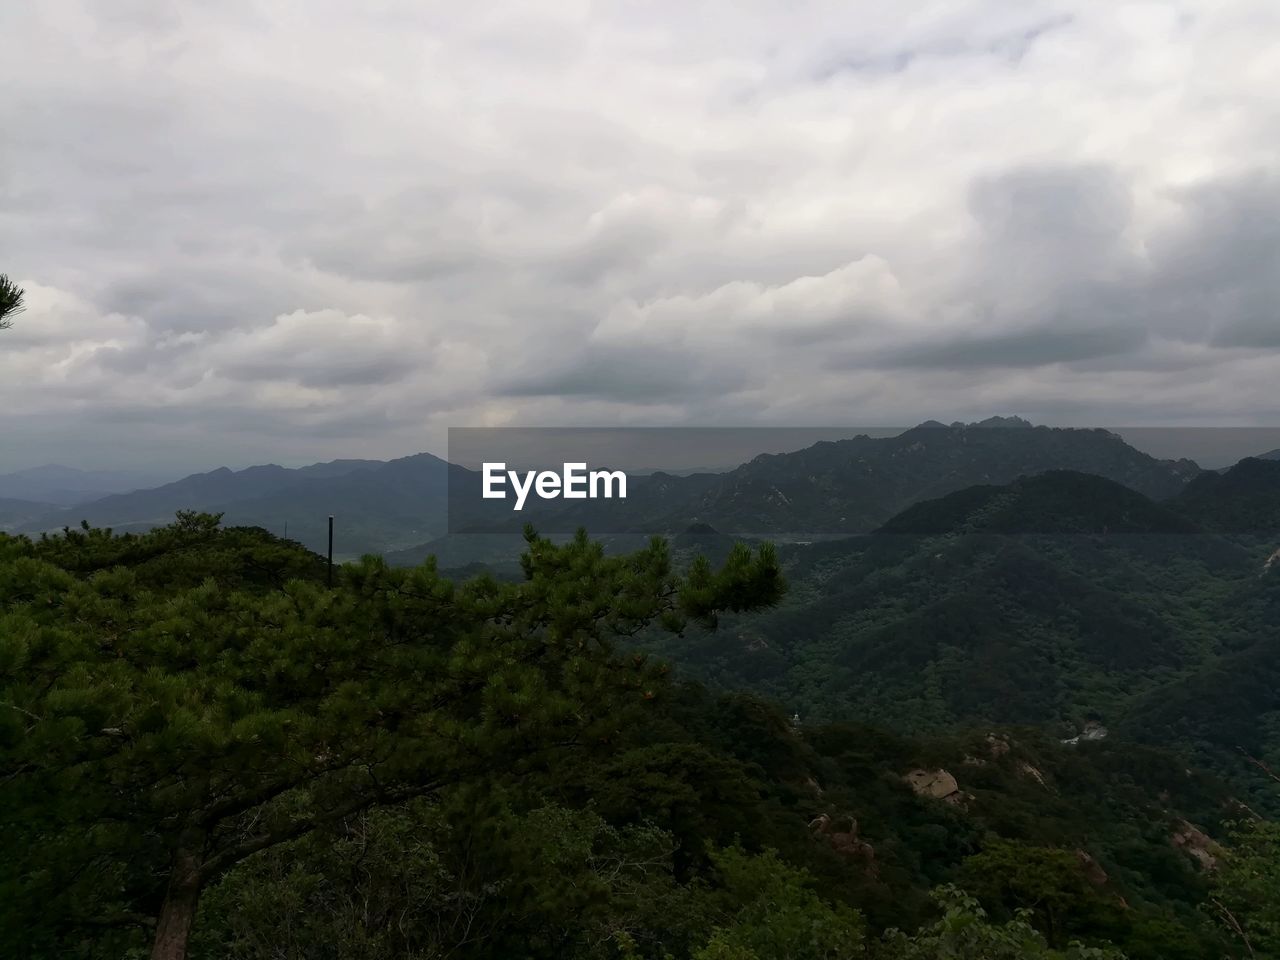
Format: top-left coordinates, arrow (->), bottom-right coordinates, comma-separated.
968,415 -> 1035,429
914,416 -> 1036,431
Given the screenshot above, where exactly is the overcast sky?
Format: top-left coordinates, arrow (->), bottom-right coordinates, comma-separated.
3,1 -> 1279,472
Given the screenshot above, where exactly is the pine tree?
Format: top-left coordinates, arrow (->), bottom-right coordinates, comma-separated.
0,273 -> 23,329
0,518 -> 783,960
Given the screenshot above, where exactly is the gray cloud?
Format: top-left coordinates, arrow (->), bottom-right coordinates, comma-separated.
2,0 -> 1280,472
866,326 -> 1148,370
497,342 -> 750,403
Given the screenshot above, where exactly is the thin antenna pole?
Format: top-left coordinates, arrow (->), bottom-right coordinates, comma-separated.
327,515 -> 334,586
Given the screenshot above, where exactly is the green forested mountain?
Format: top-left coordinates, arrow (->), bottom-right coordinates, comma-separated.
447,420 -> 1203,540
649,470 -> 1279,801
3,517 -> 1272,960
374,421 -> 1210,565
641,421 -> 1202,536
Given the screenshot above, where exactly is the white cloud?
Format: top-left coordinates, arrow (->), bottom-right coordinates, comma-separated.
2,0 -> 1278,470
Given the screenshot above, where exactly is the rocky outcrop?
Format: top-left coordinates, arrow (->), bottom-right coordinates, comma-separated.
903,768 -> 972,806
1076,849 -> 1109,887
1019,761 -> 1048,788
1062,721 -> 1108,746
809,814 -> 877,875
904,768 -> 958,799
1171,819 -> 1222,871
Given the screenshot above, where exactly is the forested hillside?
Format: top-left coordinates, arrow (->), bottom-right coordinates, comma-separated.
3,518 -> 1278,959
654,470 -> 1280,805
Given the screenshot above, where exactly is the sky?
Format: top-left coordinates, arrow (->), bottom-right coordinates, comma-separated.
2,0 -> 1279,473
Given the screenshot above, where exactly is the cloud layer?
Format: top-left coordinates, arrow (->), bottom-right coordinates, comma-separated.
2,0 -> 1278,470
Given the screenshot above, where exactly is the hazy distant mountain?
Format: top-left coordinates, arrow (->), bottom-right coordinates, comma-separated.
0,497 -> 56,532
17,455 -> 463,558
0,465 -> 175,506
19,459 -> 383,541
290,458 -> 386,479
538,419 -> 1204,537
221,453 -> 464,556
1257,448 -> 1280,460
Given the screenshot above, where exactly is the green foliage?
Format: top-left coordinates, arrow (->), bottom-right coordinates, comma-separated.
194,797 -> 696,960
0,487 -> 1260,960
0,273 -> 23,329
21,510 -> 328,589
0,518 -> 783,959
1212,819 -> 1280,958
691,847 -> 864,960
957,840 -> 1121,948
877,886 -> 1126,960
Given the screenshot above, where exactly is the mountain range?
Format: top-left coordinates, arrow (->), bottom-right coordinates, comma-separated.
9,418 -> 1275,562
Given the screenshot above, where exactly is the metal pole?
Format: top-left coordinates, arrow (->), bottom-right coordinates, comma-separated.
327,515 -> 334,586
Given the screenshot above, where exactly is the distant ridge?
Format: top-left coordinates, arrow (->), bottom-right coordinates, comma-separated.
14,418 -> 1220,557
0,464 -> 174,506
0,497 -> 56,532
1172,456 -> 1280,534
389,418 -> 1208,560
617,418 -> 1204,535
961,415 -> 1035,429
22,459 -> 383,532
875,470 -> 1203,536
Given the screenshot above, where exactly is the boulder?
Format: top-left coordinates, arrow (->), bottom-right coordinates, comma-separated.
903,768 -> 965,804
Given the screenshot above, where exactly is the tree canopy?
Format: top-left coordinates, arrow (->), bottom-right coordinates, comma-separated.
0,517 -> 782,959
